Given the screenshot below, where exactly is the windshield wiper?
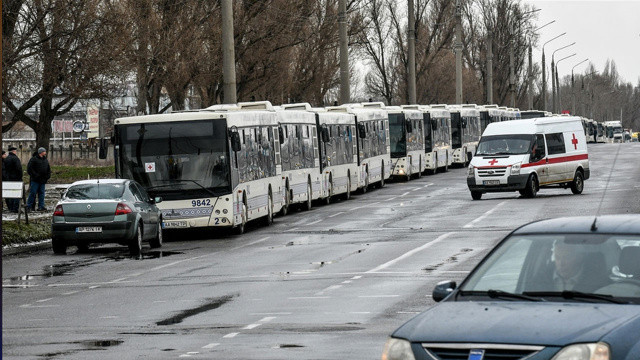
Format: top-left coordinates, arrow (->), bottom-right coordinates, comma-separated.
523,291 -> 628,304
457,290 -> 543,302
151,179 -> 219,198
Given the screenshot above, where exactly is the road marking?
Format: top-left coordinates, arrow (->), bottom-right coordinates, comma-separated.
400,191 -> 410,197
463,201 -> 508,228
351,276 -> 362,280
288,296 -> 330,300
36,298 -> 52,303
110,277 -> 128,283
62,291 -> 79,295
350,312 -> 371,314
223,333 -> 239,338
100,316 -> 119,319
315,285 -> 342,295
202,343 -> 220,349
358,295 -> 400,298
285,227 -> 299,232
259,316 -> 277,322
341,280 -> 352,284
328,211 -> 345,218
348,202 -> 380,212
89,285 -> 100,289
423,183 -> 434,188
387,197 -> 397,201
307,219 -> 322,225
243,323 -> 261,330
366,232 -> 455,273
411,187 -> 421,192
250,313 -> 290,316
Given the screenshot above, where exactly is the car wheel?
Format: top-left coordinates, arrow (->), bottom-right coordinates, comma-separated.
524,174 -> 538,198
570,170 -> 584,194
471,191 -> 482,200
149,221 -> 163,248
235,203 -> 247,235
52,238 -> 67,255
304,183 -> 313,211
263,194 -> 273,226
129,223 -> 143,255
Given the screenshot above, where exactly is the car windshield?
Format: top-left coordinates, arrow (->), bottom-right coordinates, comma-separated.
65,183 -> 125,200
476,134 -> 534,156
459,234 -> 640,304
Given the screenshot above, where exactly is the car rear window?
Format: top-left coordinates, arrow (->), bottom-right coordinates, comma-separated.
65,183 -> 125,200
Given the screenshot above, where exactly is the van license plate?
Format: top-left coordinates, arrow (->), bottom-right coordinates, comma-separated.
483,180 -> 501,185
163,221 -> 187,228
76,226 -> 102,233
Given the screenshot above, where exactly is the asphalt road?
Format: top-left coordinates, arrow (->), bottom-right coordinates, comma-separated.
3,142 -> 639,360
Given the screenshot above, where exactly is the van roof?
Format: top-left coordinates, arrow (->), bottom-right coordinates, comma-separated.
483,117 -> 583,136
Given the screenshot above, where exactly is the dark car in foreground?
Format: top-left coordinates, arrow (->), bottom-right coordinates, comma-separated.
51,179 -> 163,255
383,215 -> 640,360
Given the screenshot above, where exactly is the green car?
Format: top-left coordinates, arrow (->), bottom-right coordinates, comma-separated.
51,179 -> 163,255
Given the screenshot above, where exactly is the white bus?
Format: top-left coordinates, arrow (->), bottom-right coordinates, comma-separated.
582,118 -> 596,143
596,122 -> 606,143
415,106 -> 453,174
479,105 -> 505,133
327,103 -> 391,191
604,121 -> 624,143
447,104 -> 482,166
282,103 -> 359,203
386,106 -> 425,180
113,107 -> 285,234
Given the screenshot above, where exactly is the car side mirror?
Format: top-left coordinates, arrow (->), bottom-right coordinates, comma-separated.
432,280 -> 456,302
231,132 -> 241,152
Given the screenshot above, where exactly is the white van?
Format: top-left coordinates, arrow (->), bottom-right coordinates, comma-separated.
467,117 -> 590,200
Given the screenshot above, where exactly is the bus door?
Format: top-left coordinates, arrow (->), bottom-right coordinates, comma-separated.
451,112 -> 463,149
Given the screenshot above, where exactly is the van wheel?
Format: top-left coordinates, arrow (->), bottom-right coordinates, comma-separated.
523,174 -> 538,198
129,224 -> 143,255
570,171 -> 584,194
471,191 -> 482,200
52,238 -> 67,255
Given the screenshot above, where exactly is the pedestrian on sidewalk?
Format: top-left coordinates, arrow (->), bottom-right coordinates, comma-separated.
26,147 -> 51,212
4,146 -> 23,212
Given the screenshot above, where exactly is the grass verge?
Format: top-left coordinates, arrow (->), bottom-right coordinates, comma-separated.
2,217 -> 51,247
17,165 -> 115,184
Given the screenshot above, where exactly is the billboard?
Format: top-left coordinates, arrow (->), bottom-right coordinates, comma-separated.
87,104 -> 100,138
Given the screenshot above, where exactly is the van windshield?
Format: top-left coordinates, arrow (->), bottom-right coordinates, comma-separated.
476,134 -> 534,156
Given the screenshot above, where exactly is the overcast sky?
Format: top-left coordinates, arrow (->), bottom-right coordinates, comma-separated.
523,0 -> 640,85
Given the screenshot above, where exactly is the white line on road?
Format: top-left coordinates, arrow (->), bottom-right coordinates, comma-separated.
89,285 -> 100,289
62,291 -> 79,295
328,211 -> 346,218
366,232 -> 455,273
400,191 -> 410,197
36,298 -> 52,303
259,316 -> 277,322
351,275 -> 362,280
202,343 -> 220,349
463,201 -> 508,228
358,295 -> 400,298
315,284 -> 342,295
243,323 -> 261,330
288,296 -> 330,300
341,280 -> 352,284
423,183 -> 434,188
223,333 -> 239,338
285,227 -> 299,232
348,201 -> 380,212
307,219 -> 322,225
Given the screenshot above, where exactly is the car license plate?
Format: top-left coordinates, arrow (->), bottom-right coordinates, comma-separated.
163,221 -> 187,228
483,180 -> 501,185
76,226 -> 102,233
468,349 -> 485,360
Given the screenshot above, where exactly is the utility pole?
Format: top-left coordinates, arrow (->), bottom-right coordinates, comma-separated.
454,0 -> 463,104
486,31 -> 493,104
407,0 -> 417,104
556,53 -> 576,113
551,42 -> 575,113
571,58 -> 588,115
338,0 -> 350,104
528,43 -> 533,110
509,23 -> 515,107
542,32 -> 565,112
221,0 -> 237,104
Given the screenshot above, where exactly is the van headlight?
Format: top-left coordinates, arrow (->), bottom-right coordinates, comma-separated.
381,338 -> 416,360
551,342 -> 609,360
467,165 -> 475,177
511,162 -> 521,176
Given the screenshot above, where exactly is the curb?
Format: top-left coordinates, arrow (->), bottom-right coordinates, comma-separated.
3,240 -> 52,256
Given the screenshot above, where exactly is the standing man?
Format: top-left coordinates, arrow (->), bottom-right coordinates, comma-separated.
27,147 -> 51,211
4,146 -> 24,212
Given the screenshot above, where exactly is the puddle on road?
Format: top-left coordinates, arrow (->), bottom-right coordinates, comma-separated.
156,295 -> 235,326
273,344 -> 305,349
77,339 -> 124,347
107,250 -> 184,261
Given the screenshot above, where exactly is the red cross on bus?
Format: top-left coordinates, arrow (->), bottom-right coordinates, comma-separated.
572,133 -> 579,150
488,159 -> 498,166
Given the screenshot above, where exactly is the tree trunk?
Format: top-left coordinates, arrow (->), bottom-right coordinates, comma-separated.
34,109 -> 54,151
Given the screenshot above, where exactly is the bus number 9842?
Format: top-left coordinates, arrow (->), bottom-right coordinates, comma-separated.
192,199 -> 212,207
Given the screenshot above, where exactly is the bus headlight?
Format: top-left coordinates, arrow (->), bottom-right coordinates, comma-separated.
467,165 -> 475,177
551,342 -> 609,360
381,338 -> 416,360
511,162 -> 521,176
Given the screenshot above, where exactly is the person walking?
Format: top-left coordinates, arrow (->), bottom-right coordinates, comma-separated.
4,146 -> 24,212
26,147 -> 51,211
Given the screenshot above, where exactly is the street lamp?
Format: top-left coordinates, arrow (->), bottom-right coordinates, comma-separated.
509,8 -> 541,107
555,53 -> 576,113
571,58 -> 589,115
551,42 -> 575,113
542,32 -> 566,111
526,20 -> 555,110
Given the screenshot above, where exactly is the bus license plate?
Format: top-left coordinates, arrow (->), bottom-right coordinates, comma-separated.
163,221 -> 187,228
76,226 -> 102,233
483,180 -> 501,186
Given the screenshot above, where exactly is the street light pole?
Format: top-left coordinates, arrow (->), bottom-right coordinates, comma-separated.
510,8 -> 540,108
571,58 -> 588,115
528,20 -> 554,110
542,32 -> 565,111
338,0 -> 350,104
551,42 -> 575,113
556,53 -> 576,113
407,0 -> 417,104
454,0 -> 463,104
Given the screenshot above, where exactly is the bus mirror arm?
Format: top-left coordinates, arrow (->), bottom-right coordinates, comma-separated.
231,132 -> 242,152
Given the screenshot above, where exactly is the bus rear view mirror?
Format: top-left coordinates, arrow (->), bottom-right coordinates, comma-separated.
358,123 -> 366,139
405,120 -> 413,133
231,132 -> 242,152
321,127 -> 330,143
278,126 -> 285,142
461,118 -> 468,128
98,138 -> 108,160
431,119 -> 438,130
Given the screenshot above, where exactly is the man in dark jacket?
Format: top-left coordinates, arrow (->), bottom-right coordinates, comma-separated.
26,147 -> 51,211
4,146 -> 23,212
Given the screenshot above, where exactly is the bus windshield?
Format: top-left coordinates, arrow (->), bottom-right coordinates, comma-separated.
117,119 -> 231,200
613,126 -> 623,134
476,134 -> 534,156
389,113 -> 407,157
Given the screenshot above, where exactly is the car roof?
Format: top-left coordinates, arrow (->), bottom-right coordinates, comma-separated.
69,179 -> 129,186
513,215 -> 640,235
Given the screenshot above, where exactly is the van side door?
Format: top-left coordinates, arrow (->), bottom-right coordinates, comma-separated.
530,134 -> 549,184
544,132 -> 567,183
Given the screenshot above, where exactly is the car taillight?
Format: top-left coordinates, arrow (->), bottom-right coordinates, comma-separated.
53,205 -> 64,216
115,203 -> 132,215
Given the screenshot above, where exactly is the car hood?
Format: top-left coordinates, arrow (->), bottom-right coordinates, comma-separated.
470,154 -> 528,168
393,301 -> 640,346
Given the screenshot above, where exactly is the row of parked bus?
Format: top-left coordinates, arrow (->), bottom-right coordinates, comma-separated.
110,101 -> 521,234
520,110 -> 624,144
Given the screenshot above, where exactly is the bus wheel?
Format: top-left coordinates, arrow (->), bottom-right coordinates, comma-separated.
235,203 -> 247,235
444,155 -> 449,172
280,186 -> 290,216
325,180 -> 332,205
303,183 -> 313,211
523,174 -> 538,198
570,170 -> 584,194
471,191 -> 482,200
417,160 -> 422,178
344,177 -> 352,200
379,164 -> 385,188
263,194 -> 273,226
360,173 -> 369,193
